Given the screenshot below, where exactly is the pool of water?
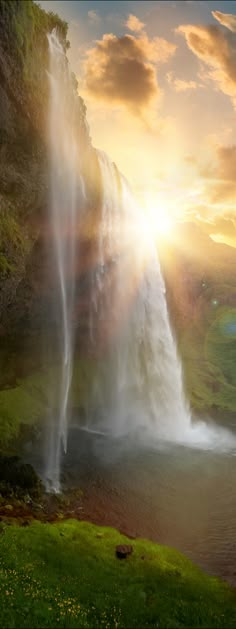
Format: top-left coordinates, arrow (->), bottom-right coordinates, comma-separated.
58,427 -> 236,584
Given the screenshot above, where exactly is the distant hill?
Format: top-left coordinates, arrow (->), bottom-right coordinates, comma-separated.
158,222 -> 236,423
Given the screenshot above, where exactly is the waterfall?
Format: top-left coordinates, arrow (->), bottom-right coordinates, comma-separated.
45,30 -> 223,492
45,31 -> 84,492
87,151 -> 191,440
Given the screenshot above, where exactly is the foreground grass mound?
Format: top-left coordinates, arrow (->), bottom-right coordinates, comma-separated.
0,520 -> 236,628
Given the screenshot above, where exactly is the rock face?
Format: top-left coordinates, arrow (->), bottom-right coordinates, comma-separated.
0,1 -> 59,318
0,0 -> 101,336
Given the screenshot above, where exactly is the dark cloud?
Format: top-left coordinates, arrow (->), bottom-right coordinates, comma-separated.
83,32 -> 176,116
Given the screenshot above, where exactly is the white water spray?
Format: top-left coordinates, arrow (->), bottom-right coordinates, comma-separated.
45,31 -> 84,491
87,152 -> 192,440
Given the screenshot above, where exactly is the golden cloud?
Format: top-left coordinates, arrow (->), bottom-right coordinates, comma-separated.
167,71 -> 199,92
186,143 -> 236,245
83,32 -> 176,116
212,10 -> 236,33
201,145 -> 236,203
217,145 -> 236,179
125,14 -> 145,33
187,203 -> 236,246
177,18 -> 236,108
204,214 -> 236,247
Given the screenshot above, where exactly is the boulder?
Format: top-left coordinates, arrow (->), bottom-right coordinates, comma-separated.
116,544 -> 133,559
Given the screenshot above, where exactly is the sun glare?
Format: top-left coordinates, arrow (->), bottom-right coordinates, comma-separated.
144,198 -> 174,238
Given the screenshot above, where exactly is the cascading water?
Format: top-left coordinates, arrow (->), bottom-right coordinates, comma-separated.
45,31 -> 84,492
87,151 -> 192,441
44,31 -> 233,492
86,154 -> 235,449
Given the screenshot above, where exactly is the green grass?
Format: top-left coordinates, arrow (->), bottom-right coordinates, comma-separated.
179,304 -> 236,416
0,519 -> 236,628
205,309 -> 236,387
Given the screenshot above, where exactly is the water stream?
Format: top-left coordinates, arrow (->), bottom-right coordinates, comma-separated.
45,31 -> 84,491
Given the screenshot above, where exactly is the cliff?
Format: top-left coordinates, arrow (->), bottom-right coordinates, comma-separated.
0,0 -> 101,330
0,0 -> 102,448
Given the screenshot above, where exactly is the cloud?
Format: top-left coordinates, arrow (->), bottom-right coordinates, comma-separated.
125,14 -> 145,33
214,145 -> 236,180
87,10 -> 100,23
201,145 -> 236,203
177,14 -> 236,108
186,200 -> 236,245
185,142 -> 236,245
202,213 -> 236,246
208,214 -> 236,247
83,33 -> 176,116
167,71 -> 200,91
212,10 -> 236,33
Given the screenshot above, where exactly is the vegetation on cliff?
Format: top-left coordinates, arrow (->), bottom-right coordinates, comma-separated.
159,223 -> 236,421
0,353 -> 99,449
0,0 -> 89,314
0,0 -> 68,315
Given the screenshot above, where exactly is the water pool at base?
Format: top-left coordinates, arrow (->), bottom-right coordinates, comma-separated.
57,426 -> 236,585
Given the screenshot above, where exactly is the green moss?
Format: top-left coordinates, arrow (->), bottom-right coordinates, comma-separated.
0,519 -> 236,628
1,0 -> 68,49
0,357 -> 97,449
0,211 -> 27,250
0,383 -> 44,448
0,253 -> 15,275
0,210 -> 30,278
8,0 -> 68,79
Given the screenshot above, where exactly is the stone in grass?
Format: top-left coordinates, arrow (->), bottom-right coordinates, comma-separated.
116,544 -> 133,559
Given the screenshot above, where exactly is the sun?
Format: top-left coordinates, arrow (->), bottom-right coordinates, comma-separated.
144,197 -> 174,238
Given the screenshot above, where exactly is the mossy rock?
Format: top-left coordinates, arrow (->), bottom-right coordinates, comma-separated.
0,455 -> 41,495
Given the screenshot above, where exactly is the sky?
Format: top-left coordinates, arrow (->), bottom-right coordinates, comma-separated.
40,0 -> 236,246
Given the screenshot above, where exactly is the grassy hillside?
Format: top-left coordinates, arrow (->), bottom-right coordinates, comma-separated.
159,223 -> 236,421
0,519 -> 236,628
